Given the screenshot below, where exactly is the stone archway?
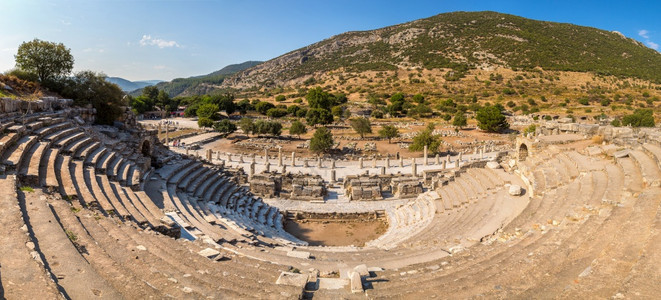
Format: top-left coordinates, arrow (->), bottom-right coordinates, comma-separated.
519,143 -> 529,161
141,140 -> 152,157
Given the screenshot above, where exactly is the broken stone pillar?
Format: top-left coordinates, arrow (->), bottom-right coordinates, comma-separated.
228,153 -> 232,162
424,145 -> 428,165
281,165 -> 286,174
278,148 -> 283,166
250,162 -> 255,177
458,152 -> 462,162
265,162 -> 270,172
304,160 -> 309,167
435,154 -> 440,165
385,157 -> 390,169
380,166 -> 385,175
186,147 -> 189,156
480,149 -> 484,159
330,169 -> 336,183
446,155 -> 450,164
442,160 -> 447,169
216,151 -> 220,160
412,158 -> 417,176
206,149 -> 212,161
165,124 -> 169,146
317,157 -> 322,168
291,152 -> 296,167
252,153 -> 256,163
372,157 -> 376,168
240,154 -> 244,163
331,159 -> 336,169
399,156 -> 404,167
359,157 -> 363,169
396,152 -> 400,160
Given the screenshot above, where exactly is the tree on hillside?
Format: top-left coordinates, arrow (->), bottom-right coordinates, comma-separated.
15,38 -> 74,83
238,118 -> 255,136
378,125 -> 399,143
409,123 -> 441,153
452,112 -> 467,129
310,127 -> 334,153
196,103 -> 220,120
212,93 -> 236,115
254,120 -> 282,136
350,117 -> 372,138
476,106 -> 509,132
60,71 -> 125,125
622,109 -> 655,127
305,108 -> 333,126
306,87 -> 333,109
289,120 -> 307,139
213,119 -> 237,135
197,117 -> 214,128
255,101 -> 275,115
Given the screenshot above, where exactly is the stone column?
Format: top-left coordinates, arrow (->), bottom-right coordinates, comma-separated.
317,157 -> 322,168
291,152 -> 296,167
359,157 -> 363,169
399,156 -> 404,167
264,148 -> 269,163
435,154 -> 440,165
372,157 -> 377,168
331,160 -> 336,169
411,158 -> 417,176
250,162 -> 255,177
265,162 -> 270,172
165,124 -> 169,146
252,153 -> 256,163
216,151 -> 220,160
240,154 -> 244,163
424,145 -> 428,165
281,165 -> 286,174
206,149 -> 212,161
446,155 -> 450,164
442,160 -> 447,169
228,153 -> 232,162
385,157 -> 390,169
396,152 -> 400,160
186,147 -> 189,156
380,166 -> 385,175
304,160 -> 309,167
330,169 -> 336,183
278,148 -> 283,166
480,149 -> 484,159
458,152 -> 462,162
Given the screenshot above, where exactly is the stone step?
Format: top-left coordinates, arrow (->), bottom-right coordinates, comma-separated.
3,135 -> 38,172
97,174 -> 131,219
83,166 -> 115,213
629,150 -> 661,187
0,175 -> 62,298
20,188 -> 121,299
74,140 -> 100,160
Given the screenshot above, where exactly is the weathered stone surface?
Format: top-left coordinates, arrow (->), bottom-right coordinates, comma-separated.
613,149 -> 630,158
286,250 -> 311,259
276,271 -> 308,287
509,184 -> 523,196
349,271 -> 363,293
486,161 -> 501,169
198,248 -> 221,259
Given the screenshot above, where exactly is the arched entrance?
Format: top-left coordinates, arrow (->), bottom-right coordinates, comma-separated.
519,143 -> 529,161
141,140 -> 151,157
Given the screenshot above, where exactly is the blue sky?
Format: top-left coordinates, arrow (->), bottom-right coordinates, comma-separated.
1,0 -> 659,81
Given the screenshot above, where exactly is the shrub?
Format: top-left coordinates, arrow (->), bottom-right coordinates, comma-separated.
309,127 -> 334,153
476,106 -> 509,133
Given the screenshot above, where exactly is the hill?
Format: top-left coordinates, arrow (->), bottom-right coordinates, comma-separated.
220,11 -> 661,89
107,77 -> 163,92
134,61 -> 262,97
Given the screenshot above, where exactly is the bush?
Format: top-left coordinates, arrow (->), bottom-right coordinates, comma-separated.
254,120 -> 282,136
197,117 -> 214,128
255,101 -> 275,115
350,117 -> 372,138
371,110 -> 384,119
309,127 -> 334,153
452,113 -> 467,128
476,106 -> 509,133
213,119 -> 236,135
622,109 -> 655,127
289,120 -> 307,138
378,125 -> 399,143
266,108 -> 287,118
610,119 -> 621,127
196,103 -> 220,120
409,123 -> 441,153
305,108 -> 333,126
275,95 -> 286,102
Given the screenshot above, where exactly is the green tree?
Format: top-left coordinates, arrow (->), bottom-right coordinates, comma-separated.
309,127 -> 334,153
60,71 -> 125,125
255,101 -> 275,115
622,109 -> 655,127
275,95 -> 286,102
289,120 -> 307,138
15,38 -> 74,82
305,108 -> 333,126
452,113 -> 467,129
350,117 -> 372,138
197,117 -> 214,128
254,120 -> 282,136
378,125 -> 399,143
266,108 -> 287,118
412,93 -> 425,103
238,118 -> 255,135
409,123 -> 441,153
306,87 -> 333,109
476,106 -> 510,132
212,93 -> 236,115
213,119 -> 237,135
142,86 -> 159,101
196,103 -> 220,120
287,105 -> 301,116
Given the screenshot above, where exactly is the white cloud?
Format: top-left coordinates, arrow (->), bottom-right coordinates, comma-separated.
139,35 -> 180,48
638,29 -> 649,39
153,65 -> 167,70
647,41 -> 659,50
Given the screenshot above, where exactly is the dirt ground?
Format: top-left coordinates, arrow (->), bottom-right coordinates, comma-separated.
284,219 -> 387,246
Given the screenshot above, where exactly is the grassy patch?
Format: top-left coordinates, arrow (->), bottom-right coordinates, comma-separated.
19,186 -> 34,193
65,229 -> 78,242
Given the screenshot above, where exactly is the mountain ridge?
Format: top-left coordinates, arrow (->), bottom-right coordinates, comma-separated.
107,77 -> 163,92
219,11 -> 660,90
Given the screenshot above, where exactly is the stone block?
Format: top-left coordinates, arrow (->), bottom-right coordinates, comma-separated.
486,161 -> 501,169
276,271 -> 308,288
286,250 -> 311,259
349,271 -> 363,293
508,184 -> 523,196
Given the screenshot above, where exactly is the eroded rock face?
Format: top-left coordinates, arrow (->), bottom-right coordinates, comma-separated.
508,184 -> 523,196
